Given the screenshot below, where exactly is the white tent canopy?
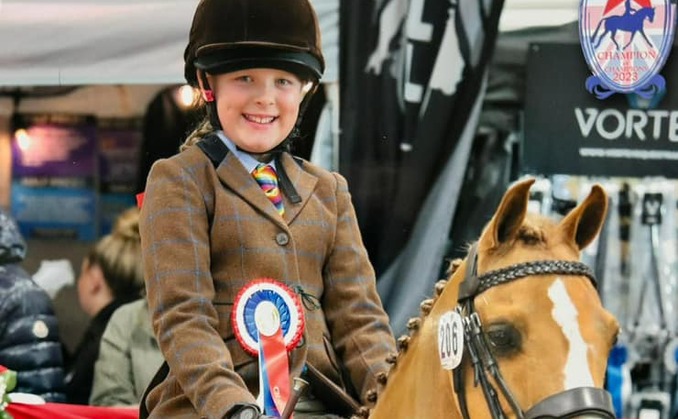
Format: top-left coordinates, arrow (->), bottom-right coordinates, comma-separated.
0,0 -> 196,86
0,0 -> 578,87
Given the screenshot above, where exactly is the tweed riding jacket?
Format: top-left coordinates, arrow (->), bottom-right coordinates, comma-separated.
139,141 -> 396,418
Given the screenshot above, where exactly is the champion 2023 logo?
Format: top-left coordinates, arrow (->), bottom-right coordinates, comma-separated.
580,0 -> 675,99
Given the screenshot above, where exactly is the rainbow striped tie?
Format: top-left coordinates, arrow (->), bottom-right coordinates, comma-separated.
252,164 -> 285,216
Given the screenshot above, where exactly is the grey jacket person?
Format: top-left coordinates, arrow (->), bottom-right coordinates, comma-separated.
90,298 -> 163,406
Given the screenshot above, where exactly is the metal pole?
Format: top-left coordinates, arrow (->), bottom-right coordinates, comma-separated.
280,377 -> 310,419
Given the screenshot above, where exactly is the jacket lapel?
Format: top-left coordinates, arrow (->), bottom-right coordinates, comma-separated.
214,153 -> 282,222
213,152 -> 317,226
279,153 -> 317,224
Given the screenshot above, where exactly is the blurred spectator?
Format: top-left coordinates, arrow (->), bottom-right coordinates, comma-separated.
0,209 -> 66,401
64,207 -> 144,405
89,298 -> 162,407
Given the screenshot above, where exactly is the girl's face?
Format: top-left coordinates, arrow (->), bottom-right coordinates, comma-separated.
207,68 -> 307,154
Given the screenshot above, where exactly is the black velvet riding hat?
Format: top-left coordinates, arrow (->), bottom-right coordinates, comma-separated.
184,0 -> 325,84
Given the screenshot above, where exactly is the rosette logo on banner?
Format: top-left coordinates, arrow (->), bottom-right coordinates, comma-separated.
579,0 -> 676,99
232,279 -> 304,417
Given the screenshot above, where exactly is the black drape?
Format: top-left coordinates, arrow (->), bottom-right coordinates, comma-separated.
136,87 -> 201,193
340,0 -> 506,275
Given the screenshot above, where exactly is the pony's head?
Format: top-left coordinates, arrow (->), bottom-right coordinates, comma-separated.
362,178 -> 619,419
641,6 -> 656,22
455,178 -> 619,417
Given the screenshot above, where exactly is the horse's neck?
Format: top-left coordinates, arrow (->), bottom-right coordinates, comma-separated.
636,8 -> 651,18
370,324 -> 461,418
370,275 -> 466,418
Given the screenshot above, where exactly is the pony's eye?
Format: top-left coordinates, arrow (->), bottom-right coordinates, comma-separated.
485,323 -> 522,356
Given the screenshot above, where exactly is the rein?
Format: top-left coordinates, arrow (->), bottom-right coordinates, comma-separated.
453,242 -> 613,419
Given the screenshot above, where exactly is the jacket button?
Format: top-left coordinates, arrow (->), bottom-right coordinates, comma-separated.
276,232 -> 289,246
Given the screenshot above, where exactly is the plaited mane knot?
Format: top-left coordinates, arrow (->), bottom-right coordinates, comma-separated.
376,371 -> 388,385
385,353 -> 398,365
419,299 -> 434,316
366,389 -> 378,403
397,335 -> 411,352
406,317 -> 421,332
447,258 -> 463,275
434,279 -> 447,297
352,406 -> 371,419
518,225 -> 545,245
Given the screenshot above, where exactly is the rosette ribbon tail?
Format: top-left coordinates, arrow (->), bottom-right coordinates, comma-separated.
259,326 -> 292,418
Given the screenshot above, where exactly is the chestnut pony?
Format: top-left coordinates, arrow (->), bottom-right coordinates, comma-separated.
357,178 -> 619,419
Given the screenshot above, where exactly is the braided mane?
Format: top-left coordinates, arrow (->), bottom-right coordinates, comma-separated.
351,258 -> 463,418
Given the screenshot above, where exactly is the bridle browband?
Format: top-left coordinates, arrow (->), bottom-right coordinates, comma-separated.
453,242 -> 616,419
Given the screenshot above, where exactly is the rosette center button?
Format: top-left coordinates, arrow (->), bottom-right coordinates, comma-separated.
254,301 -> 281,337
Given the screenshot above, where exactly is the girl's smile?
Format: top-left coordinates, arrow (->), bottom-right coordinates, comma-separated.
203,68 -> 306,154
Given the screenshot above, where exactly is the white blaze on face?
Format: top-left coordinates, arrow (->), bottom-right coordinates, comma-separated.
547,278 -> 594,389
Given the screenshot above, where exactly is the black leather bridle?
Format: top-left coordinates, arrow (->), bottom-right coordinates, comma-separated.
453,243 -> 616,419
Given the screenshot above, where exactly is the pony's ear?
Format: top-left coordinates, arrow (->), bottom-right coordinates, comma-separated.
559,184 -> 608,250
484,178 -> 535,247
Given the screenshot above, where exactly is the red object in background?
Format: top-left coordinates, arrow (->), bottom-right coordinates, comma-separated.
135,192 -> 145,209
7,402 -> 138,419
603,0 -> 652,15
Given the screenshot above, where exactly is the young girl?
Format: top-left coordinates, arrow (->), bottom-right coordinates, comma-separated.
139,0 -> 396,417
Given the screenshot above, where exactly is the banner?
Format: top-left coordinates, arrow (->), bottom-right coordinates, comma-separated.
98,118 -> 143,236
98,118 -> 143,195
340,0 -> 506,274
12,114 -> 97,178
524,42 -> 678,178
11,182 -> 97,241
11,114 -> 98,240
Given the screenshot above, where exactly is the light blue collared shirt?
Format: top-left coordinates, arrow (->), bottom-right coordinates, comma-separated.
214,130 -> 277,174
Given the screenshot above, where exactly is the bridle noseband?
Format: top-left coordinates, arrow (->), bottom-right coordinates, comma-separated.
453,243 -> 616,419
